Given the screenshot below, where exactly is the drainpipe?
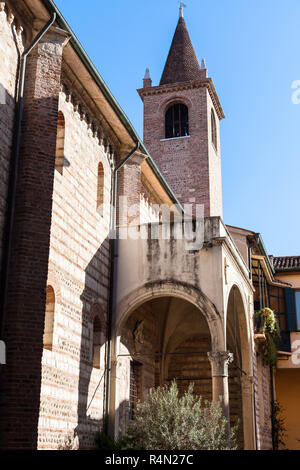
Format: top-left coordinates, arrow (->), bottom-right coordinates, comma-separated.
104,142 -> 140,435
0,13 -> 57,355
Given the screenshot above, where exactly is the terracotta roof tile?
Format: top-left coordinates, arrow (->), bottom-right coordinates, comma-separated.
160,17 -> 203,86
273,256 -> 300,272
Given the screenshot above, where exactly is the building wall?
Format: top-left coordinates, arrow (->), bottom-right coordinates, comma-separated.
142,85 -> 222,217
37,89 -> 113,450
37,89 -> 168,449
0,4 -> 24,267
206,91 -> 222,218
274,272 -> 300,449
227,226 -> 250,267
253,352 -> 273,450
275,369 -> 300,450
275,272 -> 300,289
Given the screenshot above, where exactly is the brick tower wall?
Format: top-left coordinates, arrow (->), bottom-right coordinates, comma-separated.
142,85 -> 222,218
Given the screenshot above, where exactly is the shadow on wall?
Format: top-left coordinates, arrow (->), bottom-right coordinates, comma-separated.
74,239 -> 110,449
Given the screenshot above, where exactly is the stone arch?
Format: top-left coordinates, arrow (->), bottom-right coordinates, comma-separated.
225,282 -> 251,373
226,283 -> 255,449
113,281 -> 223,433
115,280 -> 225,352
157,95 -> 193,139
158,94 -> 194,115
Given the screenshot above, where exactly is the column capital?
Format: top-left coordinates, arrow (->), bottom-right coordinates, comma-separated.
207,351 -> 234,377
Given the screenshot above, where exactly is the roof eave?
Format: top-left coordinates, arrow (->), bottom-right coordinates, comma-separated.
40,0 -> 183,210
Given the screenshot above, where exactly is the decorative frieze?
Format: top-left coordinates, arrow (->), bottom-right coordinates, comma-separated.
60,79 -> 118,160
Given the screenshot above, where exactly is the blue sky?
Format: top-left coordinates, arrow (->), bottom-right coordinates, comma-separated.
55,0 -> 300,256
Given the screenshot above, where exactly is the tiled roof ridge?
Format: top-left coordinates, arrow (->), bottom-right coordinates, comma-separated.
273,256 -> 300,272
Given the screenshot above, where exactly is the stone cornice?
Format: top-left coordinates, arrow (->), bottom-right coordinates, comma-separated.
61,63 -> 121,154
137,78 -> 225,121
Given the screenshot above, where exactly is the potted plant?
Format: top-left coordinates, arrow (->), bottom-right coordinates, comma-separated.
254,308 -> 280,366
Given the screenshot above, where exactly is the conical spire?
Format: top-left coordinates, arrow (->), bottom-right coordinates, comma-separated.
160,14 -> 202,86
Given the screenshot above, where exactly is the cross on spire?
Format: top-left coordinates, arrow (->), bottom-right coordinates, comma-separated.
179,2 -> 186,18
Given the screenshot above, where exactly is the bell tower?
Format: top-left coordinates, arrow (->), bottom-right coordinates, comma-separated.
138,7 -> 225,217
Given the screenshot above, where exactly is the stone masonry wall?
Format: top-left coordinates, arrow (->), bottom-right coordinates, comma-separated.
37,89 -> 113,450
253,349 -> 273,449
37,87 -> 164,449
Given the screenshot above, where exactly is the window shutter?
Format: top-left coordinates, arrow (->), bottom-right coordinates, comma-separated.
284,288 -> 297,331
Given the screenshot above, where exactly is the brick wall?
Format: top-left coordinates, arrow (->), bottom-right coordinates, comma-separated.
0,3 -> 24,268
0,26 -> 67,449
253,350 -> 273,449
36,87 -> 165,448
37,89 -> 112,450
141,84 -> 222,218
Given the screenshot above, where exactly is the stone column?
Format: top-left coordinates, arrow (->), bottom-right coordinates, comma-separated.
0,26 -> 69,449
207,351 -> 233,428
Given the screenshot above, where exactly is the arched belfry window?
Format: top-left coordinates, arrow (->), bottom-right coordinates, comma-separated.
165,103 -> 189,139
211,109 -> 217,150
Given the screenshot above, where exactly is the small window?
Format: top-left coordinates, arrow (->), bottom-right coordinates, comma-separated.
165,103 -> 189,139
55,111 -> 65,174
97,162 -> 104,215
43,286 -> 55,350
93,316 -> 102,369
211,109 -> 217,150
129,361 -> 142,419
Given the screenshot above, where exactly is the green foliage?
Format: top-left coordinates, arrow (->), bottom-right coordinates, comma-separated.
255,308 -> 281,367
124,381 -> 237,450
272,401 -> 287,450
95,431 -> 131,451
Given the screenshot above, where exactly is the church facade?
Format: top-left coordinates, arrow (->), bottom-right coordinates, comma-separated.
0,0 -> 299,450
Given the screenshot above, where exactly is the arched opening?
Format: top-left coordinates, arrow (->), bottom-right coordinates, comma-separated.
211,109 -> 217,150
116,296 -> 212,432
43,286 -> 55,351
92,316 -> 102,369
165,103 -> 189,139
97,162 -> 104,216
226,286 -> 254,449
55,111 -> 65,174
